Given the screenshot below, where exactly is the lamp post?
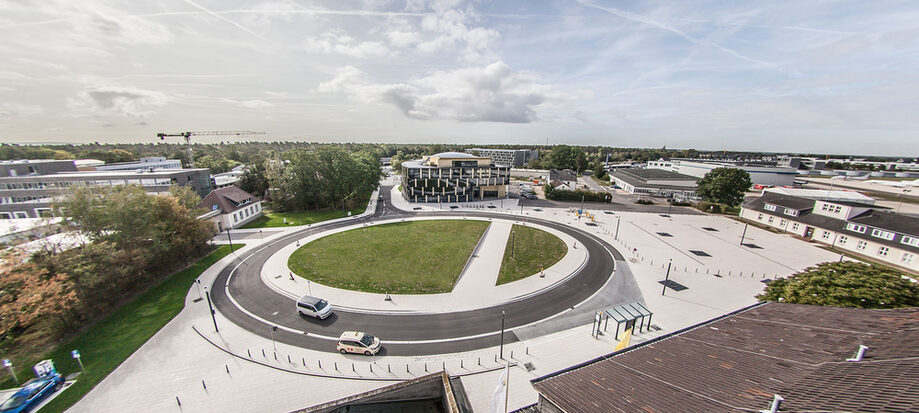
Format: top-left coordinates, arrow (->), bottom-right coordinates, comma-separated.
661,259 -> 672,296
499,309 -> 506,360
204,287 -> 219,333
615,217 -> 621,240
226,228 -> 233,252
270,326 -> 278,351
739,223 -> 748,246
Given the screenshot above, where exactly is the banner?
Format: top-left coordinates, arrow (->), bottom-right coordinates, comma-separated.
490,364 -> 509,413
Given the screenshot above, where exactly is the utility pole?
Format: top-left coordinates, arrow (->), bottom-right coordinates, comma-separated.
499,309 -> 506,360
226,228 -> 233,251
739,223 -> 748,246
615,217 -> 621,240
205,288 -> 219,333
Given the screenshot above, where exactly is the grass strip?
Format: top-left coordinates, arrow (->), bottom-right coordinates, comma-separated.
241,208 -> 365,228
497,225 -> 568,285
32,245 -> 240,413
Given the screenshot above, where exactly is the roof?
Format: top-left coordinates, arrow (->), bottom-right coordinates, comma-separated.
611,169 -> 698,191
549,169 -> 577,182
294,372 -> 463,413
197,186 -> 257,214
616,168 -> 698,181
430,152 -> 475,158
746,191 -> 815,211
339,331 -> 366,340
532,302 -> 919,413
850,209 -> 919,236
765,187 -> 876,205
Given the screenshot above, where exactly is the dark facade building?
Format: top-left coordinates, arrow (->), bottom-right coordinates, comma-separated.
465,148 -> 538,167
0,159 -> 212,218
401,152 -> 510,203
610,168 -> 698,198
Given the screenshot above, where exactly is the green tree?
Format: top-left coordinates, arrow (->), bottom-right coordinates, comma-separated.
194,155 -> 240,174
757,262 -> 919,308
80,149 -> 135,163
545,145 -> 582,171
270,147 -> 382,211
238,161 -> 270,197
695,167 -> 752,207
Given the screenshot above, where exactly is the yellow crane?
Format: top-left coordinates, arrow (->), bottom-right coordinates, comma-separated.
156,130 -> 265,167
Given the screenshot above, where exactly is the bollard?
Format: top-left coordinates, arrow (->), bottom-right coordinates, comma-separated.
407,364 -> 410,373
334,362 -> 338,371
495,354 -> 498,363
177,396 -> 181,406
511,350 -> 514,359
526,347 -> 530,355
478,357 -> 481,366
739,272 -> 743,277
202,380 -> 207,390
248,349 -> 252,358
302,357 -> 306,367
274,352 -> 278,360
225,364 -> 229,374
425,363 -> 428,373
370,363 -> 373,373
262,349 -> 266,358
388,364 -> 391,373
353,363 -> 356,372
318,360 -> 322,369
443,361 -> 446,371
460,359 -> 464,369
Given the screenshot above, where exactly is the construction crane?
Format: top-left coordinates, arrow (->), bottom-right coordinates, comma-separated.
157,130 -> 265,167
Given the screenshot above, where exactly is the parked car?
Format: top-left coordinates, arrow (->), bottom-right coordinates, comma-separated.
337,331 -> 381,356
296,295 -> 333,319
0,360 -> 64,413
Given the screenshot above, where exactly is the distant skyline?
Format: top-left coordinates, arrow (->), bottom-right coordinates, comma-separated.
1,0 -> 917,156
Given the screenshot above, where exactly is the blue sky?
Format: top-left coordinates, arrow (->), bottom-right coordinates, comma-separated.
1,0 -> 917,156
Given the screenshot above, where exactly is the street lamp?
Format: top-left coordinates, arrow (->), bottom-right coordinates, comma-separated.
499,309 -> 506,360
270,325 -> 278,351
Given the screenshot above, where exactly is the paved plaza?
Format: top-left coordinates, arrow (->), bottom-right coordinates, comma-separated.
67,186 -> 850,413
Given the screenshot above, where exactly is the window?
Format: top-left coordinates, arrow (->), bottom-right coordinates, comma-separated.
779,219 -> 787,226
792,223 -> 800,231
857,240 -> 867,250
821,231 -> 831,240
846,223 -> 867,233
764,204 -> 777,211
233,213 -> 238,223
838,235 -> 848,245
821,204 -> 829,211
903,253 -> 915,264
902,236 -> 919,247
784,208 -> 798,216
834,205 -> 842,213
768,216 -> 774,224
757,214 -> 763,221
871,229 -> 895,240
878,246 -> 889,257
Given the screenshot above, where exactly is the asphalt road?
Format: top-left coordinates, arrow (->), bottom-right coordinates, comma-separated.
209,186 -> 632,355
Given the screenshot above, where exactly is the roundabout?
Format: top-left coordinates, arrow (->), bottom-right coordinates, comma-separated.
209,185 -> 635,356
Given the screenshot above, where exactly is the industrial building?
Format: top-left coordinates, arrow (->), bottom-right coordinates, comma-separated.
649,159 -> 798,187
94,157 -> 182,171
0,159 -> 212,219
464,148 -> 538,168
741,188 -> 918,272
610,168 -> 698,198
401,152 -> 510,203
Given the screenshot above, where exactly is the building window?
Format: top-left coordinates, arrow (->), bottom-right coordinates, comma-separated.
757,214 -> 763,221
792,223 -> 799,231
821,231 -> 831,240
903,253 -> 915,264
846,223 -> 867,233
902,236 -> 919,247
233,213 -> 238,223
768,216 -> 774,224
783,208 -> 798,216
871,229 -> 895,240
856,240 -> 867,250
821,204 -> 829,211
764,204 -> 777,211
779,219 -> 786,226
878,247 -> 889,257
838,235 -> 848,245
834,205 -> 842,213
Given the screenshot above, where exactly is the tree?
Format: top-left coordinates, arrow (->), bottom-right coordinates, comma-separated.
757,262 -> 919,308
270,147 -> 382,211
592,161 -> 607,179
194,155 -> 240,174
545,145 -> 582,171
238,161 -> 269,197
695,167 -> 752,207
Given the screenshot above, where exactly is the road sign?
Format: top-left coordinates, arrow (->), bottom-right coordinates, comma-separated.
1,359 -> 10,367
71,350 -> 81,359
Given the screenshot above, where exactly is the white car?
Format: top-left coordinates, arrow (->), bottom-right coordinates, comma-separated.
296,295 -> 333,319
337,331 -> 381,356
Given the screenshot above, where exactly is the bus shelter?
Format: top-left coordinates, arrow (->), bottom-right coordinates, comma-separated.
593,302 -> 653,340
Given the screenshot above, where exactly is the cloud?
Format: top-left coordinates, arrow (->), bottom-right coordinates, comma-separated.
303,33 -> 391,58
68,86 -> 169,117
412,9 -> 499,61
0,103 -> 43,119
219,98 -> 274,109
319,62 -> 569,123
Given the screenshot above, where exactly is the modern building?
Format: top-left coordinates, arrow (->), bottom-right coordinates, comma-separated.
94,157 -> 183,171
0,159 -> 212,219
649,159 -> 798,187
465,148 -> 538,168
741,189 -> 918,272
528,302 -> 919,413
547,169 -> 577,191
197,186 -> 262,231
610,169 -> 698,198
401,152 -> 510,203
212,165 -> 247,189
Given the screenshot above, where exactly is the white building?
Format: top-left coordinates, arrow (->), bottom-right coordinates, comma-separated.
648,159 -> 798,187
741,191 -> 918,273
95,157 -> 183,171
197,186 -> 263,231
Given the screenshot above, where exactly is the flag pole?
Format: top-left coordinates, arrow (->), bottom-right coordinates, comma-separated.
504,362 -> 510,413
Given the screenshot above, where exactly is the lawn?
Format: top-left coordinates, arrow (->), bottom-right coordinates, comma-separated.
25,245 -> 241,413
288,220 -> 489,294
241,207 -> 366,228
497,225 -> 568,285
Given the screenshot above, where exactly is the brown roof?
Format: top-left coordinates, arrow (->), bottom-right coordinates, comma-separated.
532,302 -> 919,413
198,186 -> 257,214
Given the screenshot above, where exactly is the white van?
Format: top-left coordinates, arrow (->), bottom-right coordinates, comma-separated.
337,331 -> 381,356
296,295 -> 333,319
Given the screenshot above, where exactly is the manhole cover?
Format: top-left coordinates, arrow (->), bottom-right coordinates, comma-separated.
743,243 -> 763,249
689,250 -> 711,257
659,280 -> 688,291
656,232 -> 673,237
702,227 -> 718,232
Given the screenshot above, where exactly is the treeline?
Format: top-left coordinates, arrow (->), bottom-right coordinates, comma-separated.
544,184 -> 611,203
0,185 -> 213,357
262,147 -> 382,211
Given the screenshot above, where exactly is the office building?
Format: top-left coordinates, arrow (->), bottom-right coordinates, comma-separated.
401,152 -> 510,203
610,169 -> 698,198
465,148 -> 538,167
94,157 -> 182,171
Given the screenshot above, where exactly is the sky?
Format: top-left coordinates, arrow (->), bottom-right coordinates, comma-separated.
1,0 -> 917,156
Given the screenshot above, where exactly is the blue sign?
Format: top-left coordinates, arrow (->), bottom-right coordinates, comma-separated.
1,359 -> 10,367
71,350 -> 81,358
